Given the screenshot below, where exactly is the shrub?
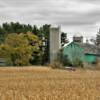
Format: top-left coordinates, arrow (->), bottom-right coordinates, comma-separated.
72,58 -> 83,67
62,55 -> 71,66
50,61 -> 62,69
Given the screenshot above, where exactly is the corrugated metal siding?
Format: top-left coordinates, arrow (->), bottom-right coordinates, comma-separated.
63,42 -> 84,64
84,54 -> 96,63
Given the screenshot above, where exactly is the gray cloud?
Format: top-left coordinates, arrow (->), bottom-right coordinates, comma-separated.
77,0 -> 100,4
0,0 -> 100,38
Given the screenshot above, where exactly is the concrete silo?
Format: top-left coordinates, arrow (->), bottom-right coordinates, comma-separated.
49,26 -> 61,63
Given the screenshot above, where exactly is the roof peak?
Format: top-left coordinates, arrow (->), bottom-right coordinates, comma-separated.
73,33 -> 83,37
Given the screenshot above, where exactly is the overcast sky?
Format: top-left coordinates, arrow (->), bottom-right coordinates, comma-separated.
0,0 -> 100,39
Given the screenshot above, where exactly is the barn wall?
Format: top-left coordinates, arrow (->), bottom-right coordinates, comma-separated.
83,54 -> 96,63
63,42 -> 84,64
63,42 -> 97,64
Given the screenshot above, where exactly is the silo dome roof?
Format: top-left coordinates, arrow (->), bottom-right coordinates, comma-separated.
73,33 -> 83,37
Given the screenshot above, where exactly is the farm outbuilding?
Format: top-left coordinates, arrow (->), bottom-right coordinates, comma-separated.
62,42 -> 99,65
49,26 -> 100,66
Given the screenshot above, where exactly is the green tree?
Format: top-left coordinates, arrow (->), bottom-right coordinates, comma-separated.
32,25 -> 39,35
0,33 -> 41,66
39,24 -> 51,64
61,32 -> 68,46
24,32 -> 42,65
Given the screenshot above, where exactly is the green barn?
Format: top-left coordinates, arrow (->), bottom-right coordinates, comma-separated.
62,42 -> 98,65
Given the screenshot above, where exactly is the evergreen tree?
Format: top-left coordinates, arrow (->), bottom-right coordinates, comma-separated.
61,32 -> 68,46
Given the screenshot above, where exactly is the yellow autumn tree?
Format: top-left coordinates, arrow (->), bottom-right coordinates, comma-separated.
0,33 -> 42,66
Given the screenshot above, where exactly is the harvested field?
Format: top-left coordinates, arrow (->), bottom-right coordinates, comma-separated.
0,66 -> 100,100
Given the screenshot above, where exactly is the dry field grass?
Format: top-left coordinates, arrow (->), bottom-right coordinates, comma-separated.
0,66 -> 100,100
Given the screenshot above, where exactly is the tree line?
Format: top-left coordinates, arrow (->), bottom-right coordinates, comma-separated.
0,22 -> 67,66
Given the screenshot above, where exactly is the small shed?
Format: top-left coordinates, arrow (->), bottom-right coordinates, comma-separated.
62,42 -> 99,65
